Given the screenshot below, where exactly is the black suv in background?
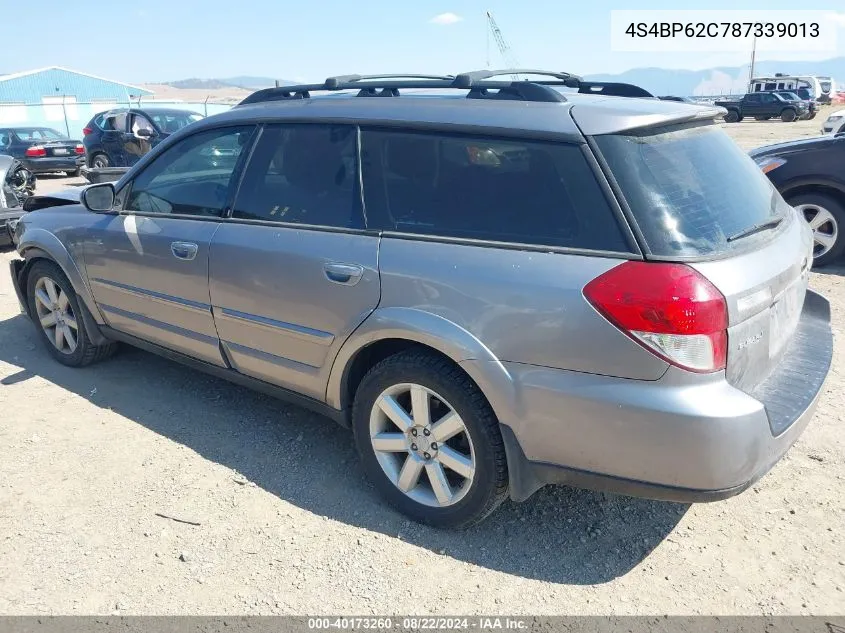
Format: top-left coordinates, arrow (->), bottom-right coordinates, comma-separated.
715,92 -> 808,122
773,90 -> 818,119
751,134 -> 845,266
82,107 -> 204,169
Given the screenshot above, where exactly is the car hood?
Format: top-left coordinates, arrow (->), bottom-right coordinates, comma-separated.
826,108 -> 845,118
22,187 -> 81,211
748,134 -> 837,158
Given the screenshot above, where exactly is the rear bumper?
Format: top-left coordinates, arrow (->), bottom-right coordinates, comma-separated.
20,156 -> 84,174
490,290 -> 832,503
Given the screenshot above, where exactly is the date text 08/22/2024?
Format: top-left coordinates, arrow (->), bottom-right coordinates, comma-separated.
307,617 -> 529,631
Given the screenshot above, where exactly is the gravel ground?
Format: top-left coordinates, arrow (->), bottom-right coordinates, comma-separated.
0,114 -> 843,616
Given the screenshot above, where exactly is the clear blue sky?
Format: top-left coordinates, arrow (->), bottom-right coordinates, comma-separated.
14,0 -> 845,83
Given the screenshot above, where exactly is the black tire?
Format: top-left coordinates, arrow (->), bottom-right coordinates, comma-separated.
786,192 -> 845,267
781,109 -> 797,122
90,153 -> 110,169
352,350 -> 509,529
26,260 -> 117,367
68,168 -> 81,178
724,110 -> 740,123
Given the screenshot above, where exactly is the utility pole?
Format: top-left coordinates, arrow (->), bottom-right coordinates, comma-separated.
747,35 -> 757,92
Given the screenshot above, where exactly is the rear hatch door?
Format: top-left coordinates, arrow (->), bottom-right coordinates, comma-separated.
592,122 -> 814,392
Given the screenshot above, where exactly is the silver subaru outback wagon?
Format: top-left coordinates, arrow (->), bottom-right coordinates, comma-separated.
8,71 -> 833,528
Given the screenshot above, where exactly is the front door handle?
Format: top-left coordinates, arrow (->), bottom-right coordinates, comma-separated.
323,262 -> 364,286
171,241 -> 198,261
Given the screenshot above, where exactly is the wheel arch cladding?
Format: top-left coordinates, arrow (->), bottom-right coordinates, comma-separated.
19,243 -> 110,346
327,306 -> 519,426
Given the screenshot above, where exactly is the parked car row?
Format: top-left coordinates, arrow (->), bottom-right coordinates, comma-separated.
715,91 -> 815,123
0,127 -> 85,176
82,107 -> 204,169
6,70 -> 833,528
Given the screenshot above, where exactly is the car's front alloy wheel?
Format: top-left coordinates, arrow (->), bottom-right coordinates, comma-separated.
33,275 -> 79,355
26,261 -> 117,367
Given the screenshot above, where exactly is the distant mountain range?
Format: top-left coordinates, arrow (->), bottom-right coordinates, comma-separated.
584,56 -> 845,97
163,76 -> 292,90
163,56 -> 845,97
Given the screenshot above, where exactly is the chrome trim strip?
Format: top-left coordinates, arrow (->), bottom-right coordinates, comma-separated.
90,278 -> 210,315
215,306 -> 335,346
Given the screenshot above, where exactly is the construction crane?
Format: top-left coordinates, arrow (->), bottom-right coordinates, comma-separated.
485,11 -> 520,81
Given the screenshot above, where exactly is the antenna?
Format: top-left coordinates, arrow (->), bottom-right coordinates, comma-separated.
747,35 -> 757,91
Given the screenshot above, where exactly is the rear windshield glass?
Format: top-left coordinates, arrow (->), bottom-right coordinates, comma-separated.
14,128 -> 63,141
595,124 -> 786,257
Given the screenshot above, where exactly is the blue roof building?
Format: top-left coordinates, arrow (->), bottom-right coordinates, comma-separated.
0,66 -> 155,137
0,66 -> 153,103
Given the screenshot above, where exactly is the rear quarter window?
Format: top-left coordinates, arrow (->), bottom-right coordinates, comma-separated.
594,123 -> 787,257
361,129 -> 631,252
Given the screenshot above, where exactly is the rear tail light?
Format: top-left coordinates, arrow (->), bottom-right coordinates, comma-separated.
25,145 -> 46,158
75,144 -> 84,154
82,127 -> 93,136
583,261 -> 728,373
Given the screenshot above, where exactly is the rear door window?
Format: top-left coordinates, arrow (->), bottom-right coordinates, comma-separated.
594,124 -> 788,257
233,123 -> 362,229
360,129 -> 630,252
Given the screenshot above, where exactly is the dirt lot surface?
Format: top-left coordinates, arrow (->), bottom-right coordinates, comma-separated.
0,113 -> 843,616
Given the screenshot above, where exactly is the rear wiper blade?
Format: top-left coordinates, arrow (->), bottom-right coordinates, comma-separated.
726,217 -> 784,243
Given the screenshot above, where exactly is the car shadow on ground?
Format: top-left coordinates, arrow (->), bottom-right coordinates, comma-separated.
0,312 -> 687,585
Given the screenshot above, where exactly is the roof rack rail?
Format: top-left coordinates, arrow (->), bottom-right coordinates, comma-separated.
575,81 -> 654,98
452,68 -> 583,88
237,69 -> 654,106
324,73 -> 455,89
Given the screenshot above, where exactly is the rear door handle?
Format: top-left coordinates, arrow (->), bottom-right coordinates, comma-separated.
171,241 -> 198,261
323,262 -> 364,286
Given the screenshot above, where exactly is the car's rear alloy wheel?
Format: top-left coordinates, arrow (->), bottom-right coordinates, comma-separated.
33,276 -> 79,355
369,383 -> 476,508
353,351 -> 508,528
788,193 -> 845,267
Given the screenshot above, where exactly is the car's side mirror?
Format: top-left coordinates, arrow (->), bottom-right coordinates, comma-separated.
81,183 -> 116,213
136,128 -> 154,139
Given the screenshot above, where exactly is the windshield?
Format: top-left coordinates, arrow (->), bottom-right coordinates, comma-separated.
594,124 -> 787,257
148,112 -> 204,134
13,128 -> 64,141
